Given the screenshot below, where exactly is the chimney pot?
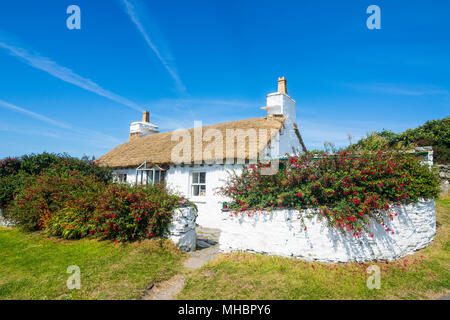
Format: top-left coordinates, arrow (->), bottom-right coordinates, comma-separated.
143,111 -> 149,123
278,76 -> 287,94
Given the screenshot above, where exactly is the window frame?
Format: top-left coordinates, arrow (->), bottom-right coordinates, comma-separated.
190,171 -> 206,198
135,162 -> 166,186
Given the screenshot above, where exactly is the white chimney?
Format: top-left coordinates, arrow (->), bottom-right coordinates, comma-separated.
129,110 -> 159,140
261,77 -> 296,124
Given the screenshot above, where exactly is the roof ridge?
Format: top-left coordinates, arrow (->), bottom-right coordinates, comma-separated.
97,115 -> 286,168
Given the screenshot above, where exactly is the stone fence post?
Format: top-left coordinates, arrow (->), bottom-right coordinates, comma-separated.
166,206 -> 198,252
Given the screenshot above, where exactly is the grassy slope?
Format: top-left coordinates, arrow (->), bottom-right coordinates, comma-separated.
0,230 -> 183,300
178,198 -> 450,300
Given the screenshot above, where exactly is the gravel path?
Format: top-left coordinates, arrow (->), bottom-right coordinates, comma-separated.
142,226 -> 220,300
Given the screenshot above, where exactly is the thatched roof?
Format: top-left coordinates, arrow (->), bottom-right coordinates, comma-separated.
96,115 -> 285,168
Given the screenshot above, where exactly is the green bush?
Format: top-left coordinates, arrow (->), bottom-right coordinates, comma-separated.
19,152 -> 62,175
348,116 -> 450,163
0,153 -> 112,209
43,157 -> 112,184
0,157 -> 21,178
219,151 -> 440,237
0,172 -> 33,209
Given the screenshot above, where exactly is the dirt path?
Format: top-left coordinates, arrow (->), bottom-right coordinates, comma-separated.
141,227 -> 220,300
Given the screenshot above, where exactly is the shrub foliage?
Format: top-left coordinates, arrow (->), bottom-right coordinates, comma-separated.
0,152 -> 112,209
2,152 -> 188,242
348,116 -> 450,164
218,151 -> 439,237
92,184 -> 183,241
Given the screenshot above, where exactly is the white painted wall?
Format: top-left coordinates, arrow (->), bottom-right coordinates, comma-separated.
265,92 -> 296,123
264,92 -> 300,157
112,168 -> 137,184
112,164 -> 243,229
219,199 -> 436,262
165,164 -> 243,229
130,121 -> 158,136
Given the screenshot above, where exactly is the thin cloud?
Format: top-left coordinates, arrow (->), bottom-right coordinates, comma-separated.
0,99 -> 71,129
120,0 -> 186,94
0,33 -> 143,112
0,99 -> 121,146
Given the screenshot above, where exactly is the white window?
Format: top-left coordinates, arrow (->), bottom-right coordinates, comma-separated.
191,171 -> 206,197
136,162 -> 166,186
114,173 -> 127,184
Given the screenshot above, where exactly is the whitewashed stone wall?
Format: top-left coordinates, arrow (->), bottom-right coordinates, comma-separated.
219,199 -> 436,262
0,209 -> 14,227
166,206 -> 198,252
438,164 -> 450,196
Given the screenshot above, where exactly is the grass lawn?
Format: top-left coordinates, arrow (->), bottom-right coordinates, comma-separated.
0,229 -> 184,300
178,197 -> 450,300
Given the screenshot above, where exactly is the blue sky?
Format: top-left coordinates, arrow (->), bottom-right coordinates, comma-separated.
0,0 -> 449,158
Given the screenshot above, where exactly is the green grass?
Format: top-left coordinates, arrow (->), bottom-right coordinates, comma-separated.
178,198 -> 450,300
0,229 -> 184,300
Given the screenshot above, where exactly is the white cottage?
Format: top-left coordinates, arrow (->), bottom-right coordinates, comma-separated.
97,77 -> 304,228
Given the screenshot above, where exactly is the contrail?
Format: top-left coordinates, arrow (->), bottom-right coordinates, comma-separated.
0,99 -> 72,129
120,0 -> 187,94
0,37 -> 143,112
0,99 -> 121,145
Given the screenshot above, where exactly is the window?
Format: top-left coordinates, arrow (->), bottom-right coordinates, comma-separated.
191,171 -> 206,197
135,162 -> 166,186
136,166 -> 165,185
145,170 -> 153,185
114,173 -> 127,184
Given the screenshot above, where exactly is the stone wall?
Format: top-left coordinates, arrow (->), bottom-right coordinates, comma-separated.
0,209 -> 14,227
219,199 -> 436,263
438,164 -> 450,195
166,206 -> 198,252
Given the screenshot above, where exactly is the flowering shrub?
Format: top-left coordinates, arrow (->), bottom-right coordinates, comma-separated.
42,156 -> 112,184
0,153 -> 112,209
47,204 -> 92,239
92,183 -> 184,242
0,172 -> 33,209
6,168 -> 189,242
0,157 -> 21,178
7,171 -> 104,231
218,151 -> 439,237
